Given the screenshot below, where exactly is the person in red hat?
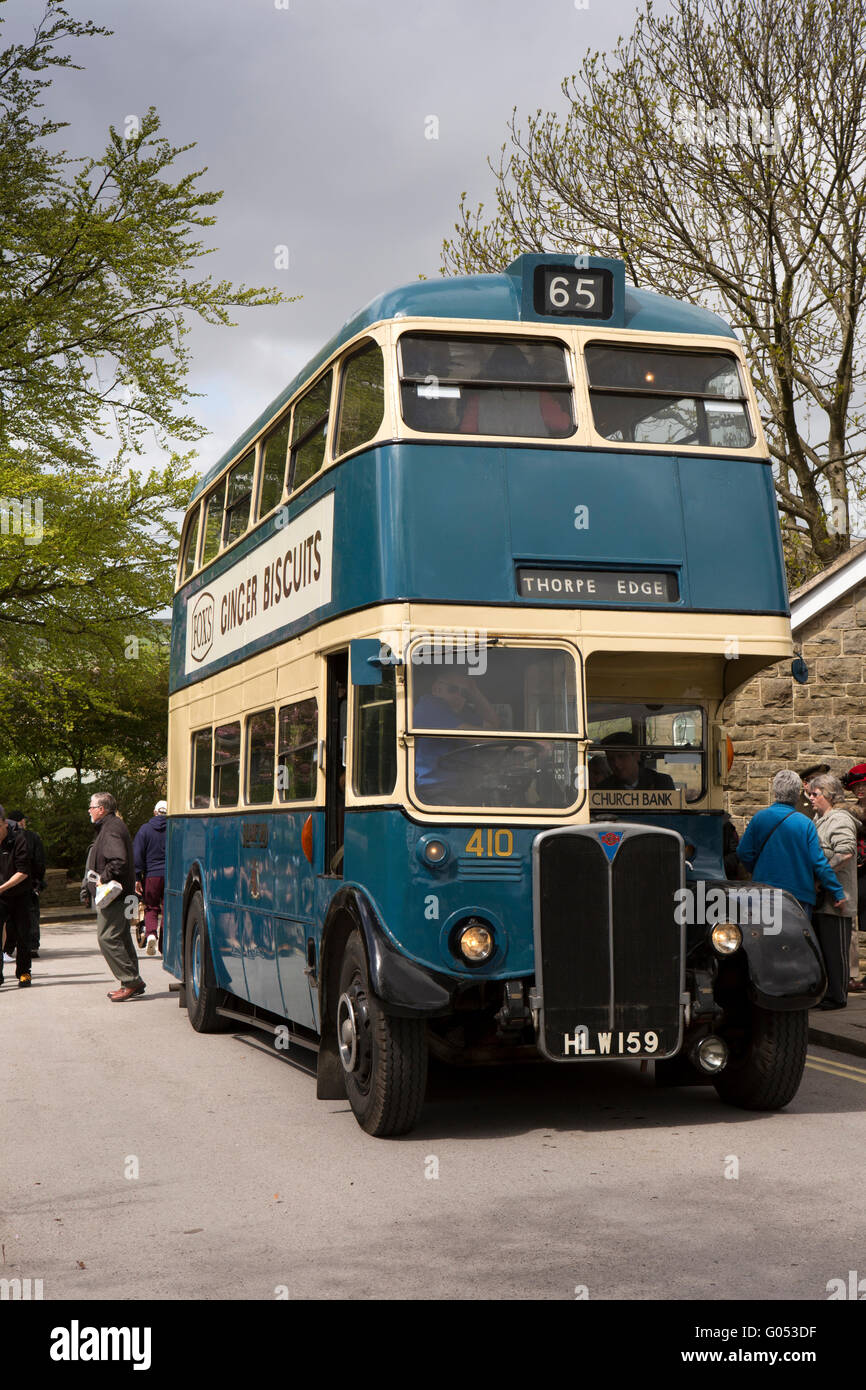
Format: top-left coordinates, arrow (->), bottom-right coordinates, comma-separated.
841,764 -> 866,992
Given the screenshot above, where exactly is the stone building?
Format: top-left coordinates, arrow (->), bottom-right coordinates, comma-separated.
726,538 -> 866,827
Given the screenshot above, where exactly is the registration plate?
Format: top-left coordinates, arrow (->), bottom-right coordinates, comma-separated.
561,1027 -> 661,1057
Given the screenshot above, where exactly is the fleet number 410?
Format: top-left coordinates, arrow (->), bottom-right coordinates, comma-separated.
465,829 -> 514,857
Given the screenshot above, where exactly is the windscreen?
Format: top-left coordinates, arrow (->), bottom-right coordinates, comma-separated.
410,643 -> 580,809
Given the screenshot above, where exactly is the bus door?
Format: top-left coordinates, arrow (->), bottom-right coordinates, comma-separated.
324,651 -> 347,878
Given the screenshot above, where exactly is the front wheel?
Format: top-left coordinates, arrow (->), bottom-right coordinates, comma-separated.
184,890 -> 230,1033
713,1005 -> 808,1110
336,930 -> 428,1137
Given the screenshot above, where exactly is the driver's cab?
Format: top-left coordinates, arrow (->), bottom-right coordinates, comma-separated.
406,638 -> 582,812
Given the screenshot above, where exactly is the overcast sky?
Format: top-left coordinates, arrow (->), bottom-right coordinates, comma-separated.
9,0 -> 648,479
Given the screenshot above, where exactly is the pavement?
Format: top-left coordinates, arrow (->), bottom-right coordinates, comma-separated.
3,919 -> 865,1306
14,914 -> 866,1060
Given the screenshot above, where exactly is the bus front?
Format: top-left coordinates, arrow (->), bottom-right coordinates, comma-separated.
331,254 -> 825,1127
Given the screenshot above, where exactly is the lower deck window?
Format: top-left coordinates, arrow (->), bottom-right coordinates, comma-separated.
278,698 -> 318,801
587,701 -> 706,802
191,728 -> 212,808
214,722 -> 241,807
246,709 -> 276,804
354,668 -> 397,797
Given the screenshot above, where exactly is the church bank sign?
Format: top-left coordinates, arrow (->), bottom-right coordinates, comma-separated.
185,493 -> 334,675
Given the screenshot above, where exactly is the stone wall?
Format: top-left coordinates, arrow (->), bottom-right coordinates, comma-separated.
725,587 -> 866,829
39,867 -> 84,909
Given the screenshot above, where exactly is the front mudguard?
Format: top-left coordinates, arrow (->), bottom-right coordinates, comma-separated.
321,885 -> 458,1019
315,885 -> 458,1102
721,882 -> 827,1010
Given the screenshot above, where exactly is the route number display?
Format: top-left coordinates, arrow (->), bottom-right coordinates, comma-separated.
534,266 -> 613,319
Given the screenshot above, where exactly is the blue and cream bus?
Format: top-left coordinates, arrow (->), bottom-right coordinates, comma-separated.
164,253 -> 826,1136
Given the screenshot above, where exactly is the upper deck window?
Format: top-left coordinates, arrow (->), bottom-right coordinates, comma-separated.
200,478 -> 226,568
259,417 -> 289,519
180,505 -> 200,583
291,370 -> 332,491
336,341 -> 385,457
585,346 -> 753,448
399,334 -> 574,439
223,450 -> 255,548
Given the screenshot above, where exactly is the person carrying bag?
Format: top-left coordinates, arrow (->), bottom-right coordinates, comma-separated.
82,793 -> 145,1003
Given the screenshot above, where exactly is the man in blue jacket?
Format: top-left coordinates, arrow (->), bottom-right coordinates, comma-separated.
737,769 -> 847,918
134,800 -> 167,957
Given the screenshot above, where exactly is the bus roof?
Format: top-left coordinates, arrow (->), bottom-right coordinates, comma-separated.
190,255 -> 737,504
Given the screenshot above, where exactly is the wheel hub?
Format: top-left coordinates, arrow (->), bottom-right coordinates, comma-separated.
337,990 -> 361,1072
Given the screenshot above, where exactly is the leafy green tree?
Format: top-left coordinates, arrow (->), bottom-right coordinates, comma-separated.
442,0 -> 866,585
0,641 -> 171,867
0,2 -> 290,656
0,3 -> 291,854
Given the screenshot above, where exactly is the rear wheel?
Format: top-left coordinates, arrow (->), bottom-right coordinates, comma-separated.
336,930 -> 427,1137
184,890 -> 230,1033
713,1004 -> 808,1110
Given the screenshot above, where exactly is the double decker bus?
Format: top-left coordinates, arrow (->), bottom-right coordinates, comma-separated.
164,252 -> 826,1136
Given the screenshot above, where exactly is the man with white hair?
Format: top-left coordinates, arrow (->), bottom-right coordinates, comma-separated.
133,800 -> 168,956
737,769 -> 847,919
81,792 -> 143,1001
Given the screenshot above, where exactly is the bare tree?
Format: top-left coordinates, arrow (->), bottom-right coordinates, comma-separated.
442,0 -> 866,584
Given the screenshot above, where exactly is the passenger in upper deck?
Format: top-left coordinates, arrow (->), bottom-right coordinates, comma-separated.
458,342 -> 572,437
459,388 -> 572,437
597,732 -> 676,791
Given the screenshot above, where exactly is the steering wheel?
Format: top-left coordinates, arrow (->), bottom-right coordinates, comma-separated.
435,740 -> 552,796
423,740 -> 564,808
436,740 -> 547,770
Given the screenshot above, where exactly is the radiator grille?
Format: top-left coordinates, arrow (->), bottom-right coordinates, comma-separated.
533,825 -> 683,1060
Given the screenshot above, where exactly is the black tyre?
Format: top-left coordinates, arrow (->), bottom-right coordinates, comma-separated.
336,930 -> 427,1137
713,1005 -> 808,1110
184,890 -> 230,1033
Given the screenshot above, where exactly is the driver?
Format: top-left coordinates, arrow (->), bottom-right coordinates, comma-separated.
597,731 -> 675,791
414,673 -> 499,802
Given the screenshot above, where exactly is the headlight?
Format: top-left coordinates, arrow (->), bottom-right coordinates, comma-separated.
711,922 -> 742,955
691,1035 -> 728,1074
416,835 -> 449,868
455,918 -> 494,964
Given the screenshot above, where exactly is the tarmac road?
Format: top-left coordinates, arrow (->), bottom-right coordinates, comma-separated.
2,921 -> 864,1302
